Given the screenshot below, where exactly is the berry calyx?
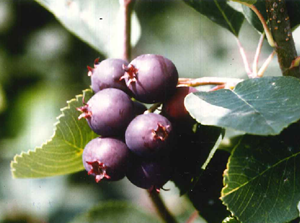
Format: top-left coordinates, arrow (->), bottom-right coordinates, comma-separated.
86,161 -> 110,182
120,64 -> 138,86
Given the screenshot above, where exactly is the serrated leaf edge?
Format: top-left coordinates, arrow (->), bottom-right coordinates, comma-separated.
10,89 -> 92,178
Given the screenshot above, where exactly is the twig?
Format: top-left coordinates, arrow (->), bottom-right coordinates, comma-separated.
148,190 -> 178,223
119,0 -> 135,62
252,33 -> 265,76
266,0 -> 300,78
178,77 -> 243,89
236,38 -> 253,78
257,50 -> 276,77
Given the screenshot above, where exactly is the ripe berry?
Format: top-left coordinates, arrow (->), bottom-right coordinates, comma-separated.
77,88 -> 134,136
82,137 -> 130,182
125,113 -> 173,158
126,156 -> 172,192
121,54 -> 178,103
88,58 -> 129,93
162,86 -> 197,120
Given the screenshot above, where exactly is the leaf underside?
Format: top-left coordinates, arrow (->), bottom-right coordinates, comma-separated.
221,124 -> 300,223
35,0 -> 141,57
11,89 -> 97,178
183,0 -> 245,36
185,76 -> 300,136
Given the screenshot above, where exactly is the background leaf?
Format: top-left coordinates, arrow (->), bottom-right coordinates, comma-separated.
242,1 -> 266,33
11,89 -> 97,178
35,0 -> 141,58
69,201 -> 158,223
185,76 -> 300,136
221,124 -> 300,223
183,0 -> 245,36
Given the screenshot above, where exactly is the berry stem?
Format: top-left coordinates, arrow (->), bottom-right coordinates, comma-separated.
236,38 -> 253,78
178,77 -> 243,89
119,0 -> 136,62
148,190 -> 178,223
252,33 -> 265,76
144,103 -> 161,114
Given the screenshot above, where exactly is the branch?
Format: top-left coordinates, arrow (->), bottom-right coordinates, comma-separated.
148,190 -> 178,223
119,0 -> 135,62
266,0 -> 300,78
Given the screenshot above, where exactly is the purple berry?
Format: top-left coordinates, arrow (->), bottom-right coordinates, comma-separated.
126,156 -> 172,191
77,88 -> 134,136
121,54 -> 178,103
125,113 -> 173,158
82,137 -> 130,182
88,58 -> 129,93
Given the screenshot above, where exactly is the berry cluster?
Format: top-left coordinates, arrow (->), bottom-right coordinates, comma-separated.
78,54 -> 197,192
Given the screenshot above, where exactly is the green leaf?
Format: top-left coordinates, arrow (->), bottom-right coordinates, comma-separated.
183,0 -> 245,36
185,76 -> 300,136
221,124 -> 300,223
242,1 -> 266,33
231,0 -> 256,5
69,201 -> 158,223
11,89 -> 97,178
35,0 -> 141,57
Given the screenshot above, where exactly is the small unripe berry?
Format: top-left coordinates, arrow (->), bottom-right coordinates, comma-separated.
162,86 -> 197,120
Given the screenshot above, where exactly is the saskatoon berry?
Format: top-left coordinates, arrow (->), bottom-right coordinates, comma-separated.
88,58 -> 129,94
82,137 -> 130,182
126,155 -> 172,191
78,88 -> 134,136
125,113 -> 173,158
121,54 -> 178,103
162,86 -> 197,120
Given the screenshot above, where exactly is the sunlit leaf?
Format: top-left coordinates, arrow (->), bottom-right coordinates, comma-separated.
11,89 -> 97,178
185,76 -> 300,136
